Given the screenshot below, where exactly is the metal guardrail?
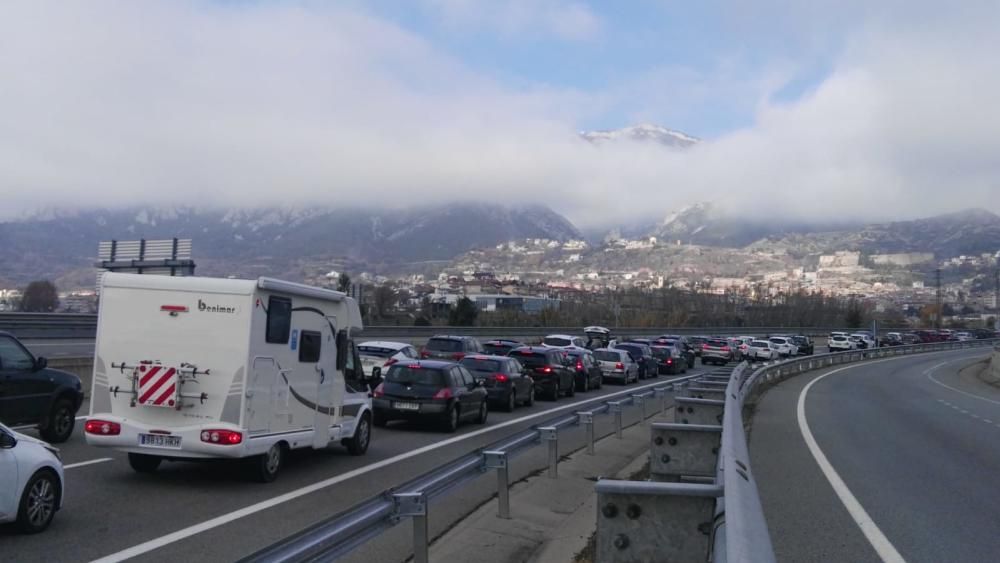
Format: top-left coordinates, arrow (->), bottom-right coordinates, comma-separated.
0,312 -> 899,341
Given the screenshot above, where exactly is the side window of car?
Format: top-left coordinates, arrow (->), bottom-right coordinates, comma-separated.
0,337 -> 34,370
405,346 -> 418,358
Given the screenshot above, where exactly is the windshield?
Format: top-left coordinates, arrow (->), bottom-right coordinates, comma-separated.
426,338 -> 462,352
594,350 -> 620,362
385,366 -> 446,386
460,358 -> 503,373
543,337 -> 572,347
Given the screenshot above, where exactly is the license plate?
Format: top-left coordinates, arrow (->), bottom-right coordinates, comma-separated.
139,434 -> 181,449
394,402 -> 420,411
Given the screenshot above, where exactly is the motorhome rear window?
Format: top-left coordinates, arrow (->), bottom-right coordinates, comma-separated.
266,296 -> 292,343
385,367 -> 446,386
299,330 -> 321,363
426,338 -> 462,352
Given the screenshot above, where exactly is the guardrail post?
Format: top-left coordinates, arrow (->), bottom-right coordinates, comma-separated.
633,394 -> 647,425
540,426 -> 559,478
393,492 -> 429,563
483,450 -> 510,519
611,402 -> 624,438
650,423 -> 722,482
579,412 -> 595,455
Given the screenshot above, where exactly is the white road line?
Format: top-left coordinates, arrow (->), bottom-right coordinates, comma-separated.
797,359 -> 907,563
65,458 -> 113,470
924,358 -> 1000,406
89,371 -> 706,563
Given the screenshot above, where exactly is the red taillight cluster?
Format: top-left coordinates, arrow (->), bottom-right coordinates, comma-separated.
84,419 -> 121,436
433,388 -> 453,400
576,361 -> 584,371
372,383 -> 385,398
494,373 -> 509,383
541,366 -> 553,374
615,362 -> 624,370
200,429 -> 242,445
383,358 -> 399,368
666,358 -> 673,364
721,346 -> 731,352
420,350 -> 431,358
452,352 -> 466,361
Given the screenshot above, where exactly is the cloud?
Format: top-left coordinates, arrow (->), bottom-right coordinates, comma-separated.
421,0 -> 602,41
0,1 -> 999,232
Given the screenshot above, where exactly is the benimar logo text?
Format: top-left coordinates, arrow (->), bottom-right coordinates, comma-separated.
198,299 -> 237,314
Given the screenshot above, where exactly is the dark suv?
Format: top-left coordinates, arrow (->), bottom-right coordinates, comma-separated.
0,332 -> 84,443
509,347 -> 575,401
565,349 -> 603,392
372,361 -> 488,432
790,335 -> 814,355
420,335 -> 483,361
460,355 -> 535,411
615,342 -> 658,379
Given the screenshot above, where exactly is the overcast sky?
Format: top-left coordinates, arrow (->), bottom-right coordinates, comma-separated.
1,1 -> 999,228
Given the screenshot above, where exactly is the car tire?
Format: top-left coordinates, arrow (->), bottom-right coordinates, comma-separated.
550,386 -> 560,401
505,391 -> 516,412
443,405 -> 460,432
565,380 -> 575,397
128,452 -> 162,474
476,401 -> 489,424
595,375 -> 603,389
40,398 -> 76,444
16,469 -> 60,534
345,412 -> 371,456
253,443 -> 284,483
525,386 -> 535,406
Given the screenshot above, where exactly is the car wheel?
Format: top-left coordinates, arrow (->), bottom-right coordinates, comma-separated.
443,405 -> 460,432
128,452 -> 162,474
550,386 -> 560,401
595,375 -> 603,389
476,401 -> 489,424
525,386 -> 535,406
253,443 -> 284,483
505,391 -> 516,412
40,398 -> 75,443
565,379 -> 575,397
345,413 -> 371,456
581,376 -> 589,393
16,469 -> 60,534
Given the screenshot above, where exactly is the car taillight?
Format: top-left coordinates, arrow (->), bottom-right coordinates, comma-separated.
420,349 -> 430,358
372,383 -> 385,398
722,346 -> 730,352
542,366 -> 553,373
433,387 -> 453,400
200,429 -> 243,445
615,362 -> 624,370
384,358 -> 399,367
666,358 -> 673,364
84,419 -> 121,436
494,373 -> 509,383
576,361 -> 584,371
452,352 -> 466,361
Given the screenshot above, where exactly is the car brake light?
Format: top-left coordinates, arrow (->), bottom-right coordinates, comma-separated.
372,383 -> 385,398
200,429 -> 243,445
576,361 -> 584,371
666,358 -> 673,364
384,358 -> 399,367
494,373 -> 509,383
433,387 -> 453,400
420,349 -> 430,358
722,346 -> 730,352
160,305 -> 188,313
84,419 -> 121,435
452,352 -> 466,361
615,362 -> 624,370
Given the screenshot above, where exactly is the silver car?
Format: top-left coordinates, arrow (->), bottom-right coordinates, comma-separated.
593,348 -> 639,384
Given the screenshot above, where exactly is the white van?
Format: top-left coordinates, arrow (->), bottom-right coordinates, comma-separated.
85,273 -> 374,481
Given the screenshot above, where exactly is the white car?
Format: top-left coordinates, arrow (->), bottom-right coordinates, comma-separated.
955,331 -> 974,341
358,341 -> 419,378
541,334 -> 588,351
828,334 -> 855,351
768,336 -> 799,357
0,423 -> 64,533
850,333 -> 874,349
748,340 -> 777,361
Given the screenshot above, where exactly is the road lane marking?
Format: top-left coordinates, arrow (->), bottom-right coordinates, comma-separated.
798,359 -> 907,563
924,358 -> 1000,406
65,458 -> 113,470
89,369 -> 712,563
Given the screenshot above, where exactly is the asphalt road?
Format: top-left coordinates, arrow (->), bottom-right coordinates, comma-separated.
751,348 -> 1000,562
1,366 -> 723,563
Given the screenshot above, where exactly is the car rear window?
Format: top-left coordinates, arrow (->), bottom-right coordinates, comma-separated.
832,336 -> 847,341
483,343 -> 514,354
616,344 -> 643,356
358,346 -> 397,357
594,350 -> 620,362
385,366 -> 446,386
650,347 -> 670,359
512,350 -> 549,368
769,337 -> 786,344
752,341 -> 770,347
461,358 -> 503,373
543,337 -> 572,347
706,339 -> 728,347
426,338 -> 462,352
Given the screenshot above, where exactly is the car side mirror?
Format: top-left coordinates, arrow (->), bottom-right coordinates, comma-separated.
34,356 -> 47,371
0,431 -> 16,449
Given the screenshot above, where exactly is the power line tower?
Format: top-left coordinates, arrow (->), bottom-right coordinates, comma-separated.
935,268 -> 942,330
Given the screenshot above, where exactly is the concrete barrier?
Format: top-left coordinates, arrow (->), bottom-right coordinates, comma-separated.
983,347 -> 1000,387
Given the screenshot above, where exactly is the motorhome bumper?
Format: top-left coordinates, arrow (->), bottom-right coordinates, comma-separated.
83,416 -> 269,459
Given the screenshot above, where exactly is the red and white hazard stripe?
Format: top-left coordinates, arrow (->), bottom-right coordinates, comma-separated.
137,365 -> 178,407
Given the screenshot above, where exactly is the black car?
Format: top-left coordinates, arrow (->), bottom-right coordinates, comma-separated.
420,335 -> 483,361
565,349 -> 603,392
615,343 -> 658,379
509,347 -> 575,401
790,335 -> 814,355
460,355 -> 535,411
0,332 -> 84,443
482,339 -> 526,356
655,337 -> 696,369
372,361 -> 488,432
650,344 -> 686,375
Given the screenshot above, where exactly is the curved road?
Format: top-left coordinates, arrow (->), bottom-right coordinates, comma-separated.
752,348 -> 1000,562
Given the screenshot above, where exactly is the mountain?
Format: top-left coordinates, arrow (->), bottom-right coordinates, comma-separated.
0,203 -> 582,285
579,123 -> 699,149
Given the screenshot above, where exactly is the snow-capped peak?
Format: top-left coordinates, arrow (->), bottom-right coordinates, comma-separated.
580,123 -> 700,148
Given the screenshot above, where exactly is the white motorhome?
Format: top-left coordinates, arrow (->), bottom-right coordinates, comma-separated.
85,273 -> 374,481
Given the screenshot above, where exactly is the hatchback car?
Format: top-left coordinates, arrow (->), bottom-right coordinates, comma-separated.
748,340 -> 777,361
358,341 -> 419,379
460,355 -> 535,411
541,334 -> 588,351
420,335 -> 483,361
0,422 -> 64,533
593,348 -> 639,384
700,339 -> 734,365
482,339 -> 526,356
654,337 -> 696,369
828,335 -> 855,351
565,349 -> 603,392
0,332 -> 84,443
615,342 -> 658,379
789,335 -> 814,355
508,347 -> 575,400
372,361 -> 488,432
768,336 -> 799,357
650,345 -> 685,375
